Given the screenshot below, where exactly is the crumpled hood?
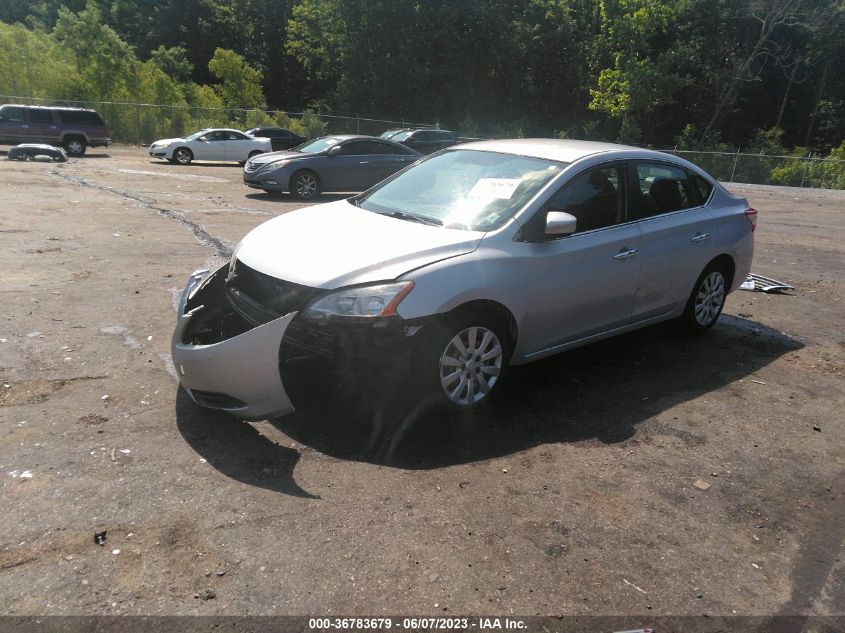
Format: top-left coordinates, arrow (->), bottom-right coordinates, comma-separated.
234,199 -> 484,288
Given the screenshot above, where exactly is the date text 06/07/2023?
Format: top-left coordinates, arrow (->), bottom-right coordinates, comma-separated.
307,617 -> 528,630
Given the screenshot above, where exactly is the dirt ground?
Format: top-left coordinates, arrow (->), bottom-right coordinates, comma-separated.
0,145 -> 842,620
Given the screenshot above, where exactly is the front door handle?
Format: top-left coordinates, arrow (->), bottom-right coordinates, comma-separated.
359,161 -> 369,164
613,248 -> 639,260
691,232 -> 711,242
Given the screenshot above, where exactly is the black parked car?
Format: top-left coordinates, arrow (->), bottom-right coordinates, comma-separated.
245,127 -> 307,152
390,128 -> 457,155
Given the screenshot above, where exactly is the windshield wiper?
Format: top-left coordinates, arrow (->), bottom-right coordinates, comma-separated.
379,210 -> 442,226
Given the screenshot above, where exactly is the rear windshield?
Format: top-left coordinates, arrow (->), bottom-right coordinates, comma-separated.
56,110 -> 105,126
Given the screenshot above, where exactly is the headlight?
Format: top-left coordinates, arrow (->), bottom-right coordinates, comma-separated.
262,159 -> 289,170
302,282 -> 414,321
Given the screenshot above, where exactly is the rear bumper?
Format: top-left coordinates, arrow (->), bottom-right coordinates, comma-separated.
170,265 -> 296,420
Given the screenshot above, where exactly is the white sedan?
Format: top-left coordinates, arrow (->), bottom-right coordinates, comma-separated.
148,129 -> 272,165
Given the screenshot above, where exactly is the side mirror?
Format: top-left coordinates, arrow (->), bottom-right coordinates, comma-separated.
545,211 -> 577,236
327,145 -> 342,156
198,136 -> 208,142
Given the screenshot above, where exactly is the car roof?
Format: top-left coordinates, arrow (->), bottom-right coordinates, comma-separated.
456,138 -> 646,163
320,134 -> 385,142
2,104 -> 98,113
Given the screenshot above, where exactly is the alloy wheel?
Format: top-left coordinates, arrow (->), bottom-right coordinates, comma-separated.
295,173 -> 317,198
175,149 -> 191,165
439,326 -> 503,406
694,271 -> 725,326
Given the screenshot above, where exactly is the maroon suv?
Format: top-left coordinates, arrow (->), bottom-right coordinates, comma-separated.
0,104 -> 111,156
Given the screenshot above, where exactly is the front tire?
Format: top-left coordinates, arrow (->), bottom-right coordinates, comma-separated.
173,147 -> 193,165
63,136 -> 87,156
424,313 -> 511,410
289,170 -> 320,200
680,263 -> 728,333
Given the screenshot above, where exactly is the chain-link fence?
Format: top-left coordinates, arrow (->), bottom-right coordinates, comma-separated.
660,149 -> 845,189
0,95 -> 439,145
4,95 -> 845,189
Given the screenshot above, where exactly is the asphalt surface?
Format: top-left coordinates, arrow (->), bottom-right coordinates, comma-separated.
0,146 -> 842,618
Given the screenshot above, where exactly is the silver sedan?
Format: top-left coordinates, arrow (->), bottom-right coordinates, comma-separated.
242,135 -> 421,199
174,139 -> 755,418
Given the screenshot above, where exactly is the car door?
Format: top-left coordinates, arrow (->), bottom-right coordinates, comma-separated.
192,131 -> 224,160
513,163 -> 642,356
364,142 -> 416,184
27,108 -> 58,144
0,105 -> 28,144
226,131 -> 260,161
328,140 -> 377,190
628,161 -> 717,321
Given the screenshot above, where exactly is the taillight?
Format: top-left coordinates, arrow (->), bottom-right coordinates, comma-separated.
745,207 -> 758,232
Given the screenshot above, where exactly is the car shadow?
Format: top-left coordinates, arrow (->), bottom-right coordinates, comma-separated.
174,315 -> 802,496
243,192 -> 351,203
273,315 -> 803,468
174,388 -> 319,498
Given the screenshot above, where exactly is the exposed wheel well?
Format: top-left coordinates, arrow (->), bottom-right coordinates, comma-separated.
445,300 -> 518,347
708,254 -> 736,288
62,133 -> 87,143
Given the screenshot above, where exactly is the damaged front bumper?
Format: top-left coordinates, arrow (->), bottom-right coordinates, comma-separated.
171,264 -> 296,419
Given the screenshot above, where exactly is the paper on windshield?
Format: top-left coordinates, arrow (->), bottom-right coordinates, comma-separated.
467,178 -> 522,201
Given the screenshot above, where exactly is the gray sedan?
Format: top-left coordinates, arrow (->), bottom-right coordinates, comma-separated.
242,135 -> 421,199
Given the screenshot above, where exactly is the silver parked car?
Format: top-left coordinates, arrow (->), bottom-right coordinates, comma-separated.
173,139 -> 756,419
242,135 -> 421,199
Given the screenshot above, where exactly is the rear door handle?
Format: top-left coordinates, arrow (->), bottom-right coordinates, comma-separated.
691,232 -> 711,242
613,248 -> 639,260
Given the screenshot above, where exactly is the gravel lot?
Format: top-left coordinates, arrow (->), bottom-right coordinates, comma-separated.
0,145 -> 843,619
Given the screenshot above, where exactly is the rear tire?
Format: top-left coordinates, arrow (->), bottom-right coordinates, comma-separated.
679,263 -> 728,334
422,312 -> 512,411
289,170 -> 320,200
63,136 -> 87,156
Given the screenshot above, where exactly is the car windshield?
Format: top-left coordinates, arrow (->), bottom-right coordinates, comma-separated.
390,131 -> 413,142
379,130 -> 402,139
186,130 -> 211,140
291,137 -> 342,154
355,150 -> 567,231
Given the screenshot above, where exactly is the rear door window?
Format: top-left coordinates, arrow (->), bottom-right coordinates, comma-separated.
56,110 -> 105,126
632,163 -> 698,219
30,109 -> 55,124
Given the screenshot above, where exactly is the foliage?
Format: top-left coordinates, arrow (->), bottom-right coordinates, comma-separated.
771,141 -> 845,188
1,0 -> 844,179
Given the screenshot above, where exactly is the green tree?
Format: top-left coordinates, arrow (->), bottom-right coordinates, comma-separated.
207,47 -> 266,111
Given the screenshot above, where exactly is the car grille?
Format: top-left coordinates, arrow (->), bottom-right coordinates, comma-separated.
244,160 -> 262,173
225,259 -> 319,326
